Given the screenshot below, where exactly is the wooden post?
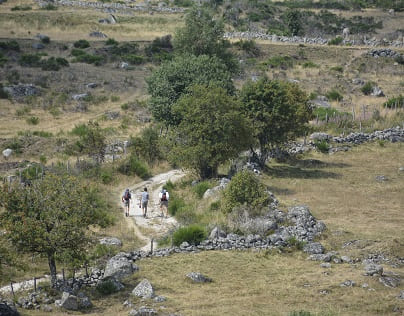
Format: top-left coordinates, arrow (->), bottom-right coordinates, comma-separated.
360,121 -> 362,132
72,269 -> 75,285
150,238 -> 154,254
34,277 -> 37,292
62,268 -> 65,283
325,112 -> 328,123
352,107 -> 355,121
85,264 -> 89,278
10,282 -> 14,297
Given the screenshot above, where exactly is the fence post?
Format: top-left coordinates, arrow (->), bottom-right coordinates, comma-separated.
10,282 -> 14,298
150,238 -> 154,254
62,268 -> 65,284
34,277 -> 37,292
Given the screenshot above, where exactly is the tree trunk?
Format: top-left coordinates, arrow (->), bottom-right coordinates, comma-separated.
47,251 -> 57,288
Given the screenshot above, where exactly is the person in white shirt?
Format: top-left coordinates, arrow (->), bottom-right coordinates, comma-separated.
158,188 -> 169,218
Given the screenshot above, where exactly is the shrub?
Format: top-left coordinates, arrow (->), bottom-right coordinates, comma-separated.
326,89 -> 343,101
222,170 -> 269,214
11,5 -> 32,11
192,181 -> 211,199
124,54 -> 144,65
73,53 -> 103,65
105,38 -> 118,46
361,81 -> 374,95
100,169 -> 113,184
4,138 -> 23,153
71,123 -> 89,136
314,140 -> 329,153
41,57 -> 69,71
172,225 -> 206,246
19,54 -> 41,67
394,54 -> 404,65
328,36 -> 343,45
302,61 -> 319,68
26,116 -> 40,125
73,39 -> 90,49
288,311 -> 313,316
234,40 -> 260,57
313,107 -> 350,121
109,43 -> 139,56
168,197 -> 185,216
174,0 -> 193,6
32,130 -> 53,137
0,83 -> 9,99
330,65 -> 343,72
263,55 -> 293,69
118,154 -> 150,179
0,40 -> 20,51
383,95 -> 403,109
40,36 -> 50,44
96,278 -> 121,295
41,3 -> 57,10
110,95 -> 120,102
15,106 -> 31,116
0,52 -> 7,67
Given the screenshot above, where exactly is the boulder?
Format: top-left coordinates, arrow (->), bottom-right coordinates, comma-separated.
120,62 -> 129,69
2,148 -> 12,159
398,290 -> 404,299
3,84 -> 39,99
103,253 -> 138,280
72,93 -> 88,101
340,280 -> 355,287
0,302 -> 20,316
86,83 -> 97,89
89,31 -> 107,38
379,275 -> 400,288
57,292 -> 78,311
364,263 -> 383,276
99,237 -> 122,247
303,242 -> 325,255
97,277 -> 124,293
371,86 -> 384,97
310,132 -> 330,141
132,279 -> 154,299
77,292 -> 92,309
129,306 -> 157,316
153,295 -> 166,302
310,96 -> 331,108
32,43 -> 45,49
186,272 -> 212,283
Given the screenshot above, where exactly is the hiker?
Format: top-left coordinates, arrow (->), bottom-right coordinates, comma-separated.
140,187 -> 149,218
159,188 -> 169,218
122,188 -> 131,217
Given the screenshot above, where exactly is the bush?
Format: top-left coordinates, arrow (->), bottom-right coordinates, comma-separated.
302,61 -> 319,68
314,140 -> 329,153
74,39 -> 90,49
192,181 -> 211,198
0,52 -> 7,67
383,95 -> 404,109
40,36 -> 50,44
118,154 -> 150,179
96,278 -> 121,295
168,197 -> 186,216
32,130 -> 53,137
174,0 -> 193,6
19,54 -> 41,67
144,35 -> 173,62
0,83 -> 9,99
288,311 -> 313,316
71,123 -> 89,136
124,54 -> 144,65
105,38 -> 118,46
100,169 -> 113,184
234,40 -> 260,57
222,170 -> 269,214
330,65 -> 343,72
11,5 -> 32,11
361,82 -> 374,95
0,40 -> 20,51
73,53 -> 103,65
263,55 -> 293,69
172,225 -> 206,246
41,57 -> 69,71
326,89 -> 343,101
41,3 -> 57,10
15,106 -> 31,116
394,54 -> 404,65
328,36 -> 343,45
313,107 -> 350,121
4,138 -> 23,154
26,116 -> 40,125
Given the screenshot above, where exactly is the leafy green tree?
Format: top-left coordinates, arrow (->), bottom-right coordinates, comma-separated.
240,78 -> 312,166
169,85 -> 252,179
282,9 -> 303,36
173,7 -> 236,71
146,54 -> 234,127
131,126 -> 161,165
78,121 -> 106,164
0,174 -> 111,287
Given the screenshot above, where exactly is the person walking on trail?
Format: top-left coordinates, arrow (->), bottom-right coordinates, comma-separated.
140,187 -> 149,218
159,188 -> 169,218
122,188 -> 131,217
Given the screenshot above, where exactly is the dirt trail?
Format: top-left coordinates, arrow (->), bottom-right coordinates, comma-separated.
119,169 -> 186,252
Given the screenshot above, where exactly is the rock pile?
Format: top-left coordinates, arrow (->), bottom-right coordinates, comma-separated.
3,84 -> 40,99
367,48 -> 401,58
332,127 -> 404,144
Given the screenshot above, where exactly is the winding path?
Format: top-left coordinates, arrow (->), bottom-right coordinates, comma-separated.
119,169 -> 186,252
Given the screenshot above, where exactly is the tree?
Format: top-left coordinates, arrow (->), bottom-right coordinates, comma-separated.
131,126 -> 161,165
0,174 -> 111,287
169,85 -> 252,179
240,78 -> 312,166
173,7 -> 236,71
79,121 -> 106,164
146,54 -> 234,127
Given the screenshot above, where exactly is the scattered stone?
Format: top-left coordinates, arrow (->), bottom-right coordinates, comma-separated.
398,290 -> 404,299
209,227 -> 226,239
77,292 -> 92,309
310,132 -> 330,141
86,82 -> 97,89
364,263 -> 383,276
72,93 -> 88,101
371,86 -> 384,97
104,111 -> 120,120
341,256 -> 352,263
41,304 -> 53,312
321,263 -> 331,268
399,167 -> 404,172
99,237 -> 122,247
3,84 -> 39,99
57,292 -> 78,311
186,272 -> 212,283
129,306 -> 157,316
180,242 -> 190,249
303,242 -> 325,255
120,62 -> 129,69
103,253 -> 138,280
2,148 -> 12,159
375,175 -> 388,182
310,95 -> 331,108
379,275 -> 401,288
340,280 -> 355,287
96,277 -> 124,293
153,295 -> 166,303
319,289 -> 329,295
352,78 -> 365,85
362,283 -> 369,288
89,31 -> 107,38
132,279 -> 154,299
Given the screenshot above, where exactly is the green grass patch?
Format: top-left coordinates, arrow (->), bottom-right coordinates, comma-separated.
262,55 -> 294,69
383,95 -> 403,109
172,225 -> 206,246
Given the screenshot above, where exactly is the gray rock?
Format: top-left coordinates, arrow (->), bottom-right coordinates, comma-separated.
340,280 -> 355,287
120,62 -> 129,69
310,95 -> 331,108
103,253 -> 138,280
364,263 -> 383,276
86,82 -> 97,89
186,272 -> 212,283
105,111 -> 120,120
2,148 -> 12,159
371,86 -> 384,97
58,292 -> 78,310
97,277 -> 124,292
321,263 -> 331,268
32,43 -> 45,49
4,84 -> 39,98
303,242 -> 325,255
209,227 -> 226,239
0,302 -> 19,316
375,175 -> 388,182
109,14 -> 117,24
398,290 -> 404,299
77,292 -> 92,309
132,279 -> 154,299
180,242 -> 190,249
89,31 -> 107,38
341,256 -> 352,263
99,237 -> 122,246
129,306 -> 157,316
379,275 -> 400,288
399,166 -> 404,172
41,304 -> 53,312
352,78 -> 365,85
310,132 -> 330,141
153,295 -> 166,302
72,93 -> 88,101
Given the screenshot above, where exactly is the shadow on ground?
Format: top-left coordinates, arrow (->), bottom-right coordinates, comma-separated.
264,165 -> 341,179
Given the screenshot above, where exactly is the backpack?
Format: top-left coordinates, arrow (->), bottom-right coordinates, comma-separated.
124,191 -> 131,201
161,192 -> 167,201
